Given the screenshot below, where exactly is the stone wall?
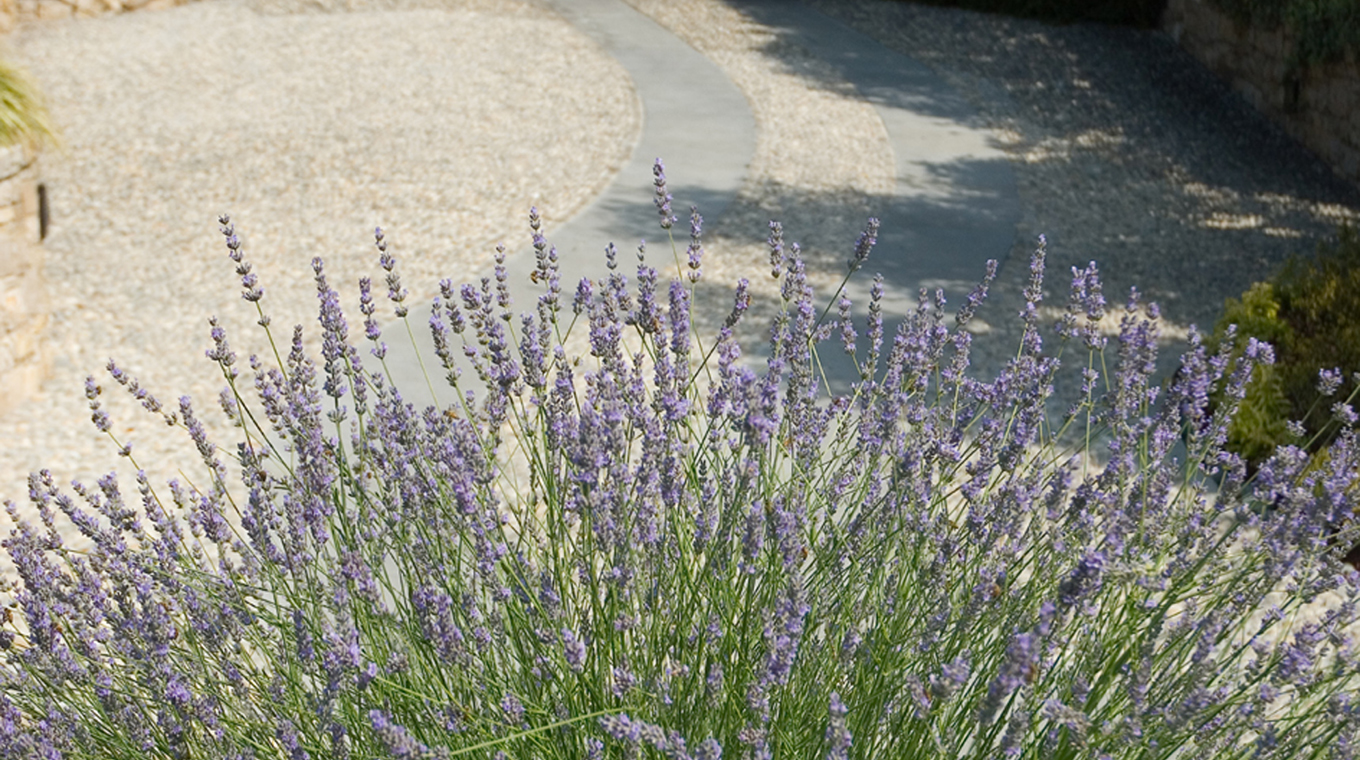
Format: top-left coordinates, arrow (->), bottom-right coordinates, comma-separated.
0,0 -> 190,33
0,0 -> 192,415
0,144 -> 45,418
1164,0 -> 1360,186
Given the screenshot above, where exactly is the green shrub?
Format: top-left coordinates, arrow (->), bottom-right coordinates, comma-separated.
1210,0 -> 1360,69
895,0 -> 1169,28
1209,224 -> 1360,470
1208,282 -> 1294,465
3,193 -> 1360,759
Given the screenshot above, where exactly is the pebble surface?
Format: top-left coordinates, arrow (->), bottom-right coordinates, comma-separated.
3,0 -> 1360,561
0,0 -> 1355,684
628,0 -> 1360,454
0,0 -> 639,531
802,0 -> 1360,414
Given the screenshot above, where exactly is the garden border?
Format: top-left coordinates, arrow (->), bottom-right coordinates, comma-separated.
1164,0 -> 1360,188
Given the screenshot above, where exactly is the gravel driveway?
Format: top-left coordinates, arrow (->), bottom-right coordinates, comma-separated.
0,0 -> 639,521
806,0 -> 1360,378
2,0 -> 1358,538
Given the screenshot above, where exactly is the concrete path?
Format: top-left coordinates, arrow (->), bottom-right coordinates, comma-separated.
734,0 -> 1019,317
373,0 -> 1020,408
370,0 -> 755,409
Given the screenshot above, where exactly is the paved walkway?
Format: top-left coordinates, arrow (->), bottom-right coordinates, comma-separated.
376,0 -> 1020,407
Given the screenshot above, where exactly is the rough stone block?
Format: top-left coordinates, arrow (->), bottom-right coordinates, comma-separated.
1339,147 -> 1360,179
1332,82 -> 1358,117
1,261 -> 25,284
1236,80 -> 1264,110
35,0 -> 74,19
0,238 -> 41,288
1266,31 -> 1285,60
0,230 -> 48,417
1267,61 -> 1286,86
1,283 -> 25,317
4,316 -> 44,364
0,361 -> 47,418
0,177 -> 23,210
0,146 -> 28,184
1164,0 -> 1360,186
1327,136 -> 1345,160
0,250 -> 27,282
18,176 -> 38,244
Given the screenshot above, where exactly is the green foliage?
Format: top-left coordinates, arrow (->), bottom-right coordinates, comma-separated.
0,57 -> 57,152
895,0 -> 1169,28
1210,0 -> 1360,69
1209,224 -> 1360,470
1276,224 -> 1360,427
1211,283 -> 1294,465
1210,0 -> 1286,27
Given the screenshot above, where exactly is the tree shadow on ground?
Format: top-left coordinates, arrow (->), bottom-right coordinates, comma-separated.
713,0 -> 1360,340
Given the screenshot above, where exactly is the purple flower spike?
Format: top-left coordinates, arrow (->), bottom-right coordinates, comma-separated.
687,206 -> 704,282
1058,551 -> 1104,608
84,376 -> 111,433
375,228 -> 408,318
653,159 -> 676,230
825,692 -> 852,760
220,214 -> 264,304
849,217 -> 879,272
562,627 -> 586,673
768,221 -> 785,279
980,632 -> 1040,725
368,711 -> 429,760
1318,367 -> 1344,396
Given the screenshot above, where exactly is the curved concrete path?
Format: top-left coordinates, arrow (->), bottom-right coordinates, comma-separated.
734,0 -> 1020,390
735,0 -> 1020,315
371,0 -> 755,409
375,0 -> 1020,408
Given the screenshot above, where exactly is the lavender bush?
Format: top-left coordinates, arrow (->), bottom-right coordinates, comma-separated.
2,164 -> 1359,759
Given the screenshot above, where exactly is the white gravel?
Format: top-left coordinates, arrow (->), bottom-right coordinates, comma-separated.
619,0 -> 899,346
0,0 -> 639,532
3,0 -> 1359,580
802,0 -> 1360,422
0,0 -> 1354,698
626,0 -> 1360,450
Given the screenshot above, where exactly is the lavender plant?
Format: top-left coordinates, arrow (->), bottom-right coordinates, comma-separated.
2,166 -> 1359,759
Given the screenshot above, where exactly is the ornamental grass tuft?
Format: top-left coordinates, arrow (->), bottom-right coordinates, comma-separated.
1,168 -> 1359,759
0,57 -> 58,151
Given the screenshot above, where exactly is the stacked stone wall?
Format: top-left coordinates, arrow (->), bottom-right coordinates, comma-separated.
0,0 -> 191,415
0,0 -> 190,31
1164,0 -> 1360,186
0,144 -> 45,418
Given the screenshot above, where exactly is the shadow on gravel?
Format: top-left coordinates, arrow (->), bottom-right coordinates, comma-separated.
641,176 -> 1011,395
727,0 -> 1360,341
731,1 -> 992,127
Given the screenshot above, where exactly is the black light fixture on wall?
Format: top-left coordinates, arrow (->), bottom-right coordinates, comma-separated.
37,182 -> 47,241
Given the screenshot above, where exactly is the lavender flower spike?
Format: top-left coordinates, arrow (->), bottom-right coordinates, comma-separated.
375,226 -> 409,318
653,158 -> 676,230
848,217 -> 879,272
825,692 -> 852,760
